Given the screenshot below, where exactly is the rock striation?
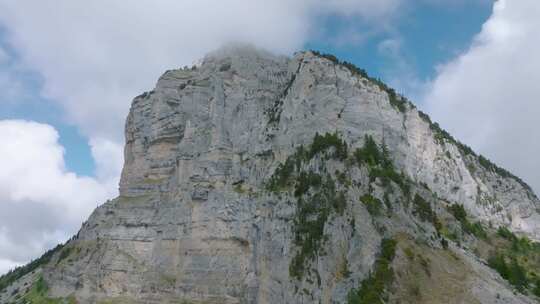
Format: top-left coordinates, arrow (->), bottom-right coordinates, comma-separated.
1,46 -> 539,304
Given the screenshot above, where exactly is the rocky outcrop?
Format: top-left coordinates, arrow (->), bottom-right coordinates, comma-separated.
118,46 -> 539,241
2,46 -> 539,304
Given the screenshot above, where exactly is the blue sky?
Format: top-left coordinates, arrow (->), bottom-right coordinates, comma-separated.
0,36 -> 96,176
1,0 -> 539,274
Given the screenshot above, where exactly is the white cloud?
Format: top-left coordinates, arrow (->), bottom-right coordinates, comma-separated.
0,120 -> 113,274
424,0 -> 540,194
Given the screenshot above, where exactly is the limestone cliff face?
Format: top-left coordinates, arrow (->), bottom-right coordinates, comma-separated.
2,46 -> 539,304
121,46 -> 539,238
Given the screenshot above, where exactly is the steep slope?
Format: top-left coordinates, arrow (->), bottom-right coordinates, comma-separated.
1,46 -> 539,304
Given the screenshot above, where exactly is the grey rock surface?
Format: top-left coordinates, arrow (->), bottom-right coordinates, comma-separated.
3,45 -> 539,304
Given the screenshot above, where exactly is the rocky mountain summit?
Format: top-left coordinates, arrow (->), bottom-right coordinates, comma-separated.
1,46 -> 540,304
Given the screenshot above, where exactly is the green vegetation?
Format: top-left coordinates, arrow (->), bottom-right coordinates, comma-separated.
289,173 -> 347,280
267,132 -> 408,282
309,132 -> 348,161
497,227 -> 536,254
411,194 -> 442,233
440,225 -> 459,243
412,194 -> 435,223
21,276 -> 54,303
497,226 -> 515,240
56,246 -> 74,265
534,279 -> 540,297
360,194 -> 383,216
448,204 -> 487,239
336,170 -> 351,187
19,275 -> 76,304
354,135 -> 410,196
266,156 -> 295,192
488,254 -> 528,292
0,244 -> 63,292
293,171 -> 322,197
486,227 -> 540,294
354,135 -> 385,168
310,51 -> 370,79
347,238 -> 397,304
465,222 -> 487,239
267,132 -> 348,192
267,132 -> 351,280
311,50 -> 409,113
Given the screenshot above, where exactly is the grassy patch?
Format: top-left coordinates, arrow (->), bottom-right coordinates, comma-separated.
483,228 -> 540,294
391,234 -> 481,303
20,275 -> 76,304
488,254 -> 528,292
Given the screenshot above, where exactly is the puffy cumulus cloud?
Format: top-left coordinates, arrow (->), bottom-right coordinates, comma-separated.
0,120 -> 114,274
424,0 -> 540,194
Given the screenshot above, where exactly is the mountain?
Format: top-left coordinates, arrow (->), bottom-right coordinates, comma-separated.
1,46 -> 539,304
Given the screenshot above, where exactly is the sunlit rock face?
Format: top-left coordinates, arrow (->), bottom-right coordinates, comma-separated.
4,46 -> 537,304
